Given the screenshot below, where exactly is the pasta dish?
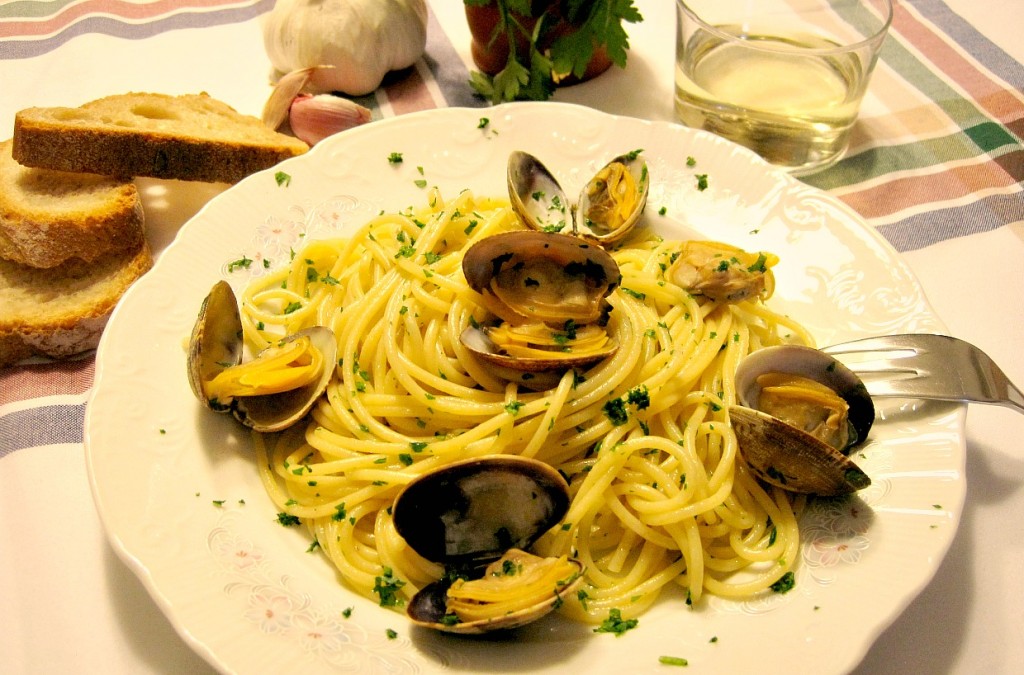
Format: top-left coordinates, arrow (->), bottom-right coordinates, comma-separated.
232,187 -> 813,626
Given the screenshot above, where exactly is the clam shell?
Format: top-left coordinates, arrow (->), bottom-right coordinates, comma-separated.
231,327 -> 337,432
729,405 -> 871,496
731,344 -> 876,496
507,150 -> 570,235
187,280 -> 243,411
406,556 -> 585,634
575,151 -> 649,245
393,456 -> 582,634
507,150 -> 648,245
392,455 -> 570,567
461,230 -> 620,327
459,325 -> 617,375
186,280 -> 337,432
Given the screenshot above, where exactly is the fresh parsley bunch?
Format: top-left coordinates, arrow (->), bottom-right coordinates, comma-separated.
465,0 -> 643,103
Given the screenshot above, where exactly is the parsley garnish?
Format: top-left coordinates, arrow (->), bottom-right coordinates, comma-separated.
387,152 -> 404,164
770,571 -> 796,594
659,656 -> 689,666
373,567 -> 406,607
626,385 -> 650,410
602,397 -> 629,426
276,512 -> 300,526
227,256 -> 253,273
274,171 -> 291,187
594,608 -> 638,636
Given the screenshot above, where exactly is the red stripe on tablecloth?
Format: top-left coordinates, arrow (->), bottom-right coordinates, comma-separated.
892,3 -> 1024,126
0,0 -> 246,39
383,66 -> 438,116
0,358 -> 95,406
837,152 -> 1022,220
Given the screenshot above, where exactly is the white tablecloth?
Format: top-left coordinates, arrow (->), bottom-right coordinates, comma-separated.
1,1 -> 1022,672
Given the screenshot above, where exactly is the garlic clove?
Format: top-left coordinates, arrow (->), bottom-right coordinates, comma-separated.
262,66 -> 332,130
288,94 -> 372,145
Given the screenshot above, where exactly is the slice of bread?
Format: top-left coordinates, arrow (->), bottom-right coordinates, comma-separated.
0,238 -> 153,367
12,92 -> 309,184
0,138 -> 145,268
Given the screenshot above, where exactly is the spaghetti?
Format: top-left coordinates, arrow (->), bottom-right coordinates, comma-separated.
241,188 -> 813,624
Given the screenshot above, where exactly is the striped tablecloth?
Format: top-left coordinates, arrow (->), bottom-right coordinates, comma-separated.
2,1 -> 1022,674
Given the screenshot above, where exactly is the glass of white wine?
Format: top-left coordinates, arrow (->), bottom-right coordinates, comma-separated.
674,0 -> 892,175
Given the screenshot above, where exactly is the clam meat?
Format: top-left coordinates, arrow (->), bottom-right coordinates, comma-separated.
392,455 -> 585,633
460,230 -> 621,375
186,280 -> 337,432
729,344 -> 875,496
670,240 -> 778,303
508,150 -> 649,246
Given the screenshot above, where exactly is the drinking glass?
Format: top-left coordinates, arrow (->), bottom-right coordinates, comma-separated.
674,0 -> 893,175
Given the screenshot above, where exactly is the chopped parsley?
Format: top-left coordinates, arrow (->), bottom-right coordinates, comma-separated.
770,571 -> 796,594
594,608 -> 638,636
659,656 -> 689,666
695,173 -> 709,191
505,400 -> 525,416
626,385 -> 650,410
227,256 -> 253,273
387,152 -> 404,164
276,512 -> 300,526
274,171 -> 292,187
602,397 -> 629,426
373,567 -> 406,607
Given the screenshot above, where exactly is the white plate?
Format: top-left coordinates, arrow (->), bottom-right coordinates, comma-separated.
85,103 -> 964,675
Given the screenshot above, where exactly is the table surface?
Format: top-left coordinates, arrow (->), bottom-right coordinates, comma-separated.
2,1 -> 1022,673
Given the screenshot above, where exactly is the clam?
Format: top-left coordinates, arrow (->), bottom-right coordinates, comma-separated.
186,280 -> 337,432
392,455 -> 585,633
670,240 -> 778,303
729,345 -> 875,496
460,230 -> 620,375
508,150 -> 649,246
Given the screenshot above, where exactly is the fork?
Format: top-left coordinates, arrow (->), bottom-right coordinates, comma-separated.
822,334 -> 1024,415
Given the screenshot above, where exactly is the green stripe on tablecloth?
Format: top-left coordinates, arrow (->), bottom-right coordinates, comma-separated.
1,0 -> 81,19
806,128 -> 1008,191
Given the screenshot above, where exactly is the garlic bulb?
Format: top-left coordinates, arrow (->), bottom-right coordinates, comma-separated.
262,0 -> 429,96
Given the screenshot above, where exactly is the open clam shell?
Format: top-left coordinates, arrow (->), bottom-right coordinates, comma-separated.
730,344 -> 875,496
187,280 -> 243,410
460,230 -> 620,376
461,230 -> 620,327
186,280 -> 337,433
406,551 -> 585,634
392,455 -> 583,633
507,150 -> 649,246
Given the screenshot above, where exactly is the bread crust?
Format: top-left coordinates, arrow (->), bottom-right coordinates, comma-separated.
0,139 -> 145,268
12,92 -> 309,183
0,238 -> 153,367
